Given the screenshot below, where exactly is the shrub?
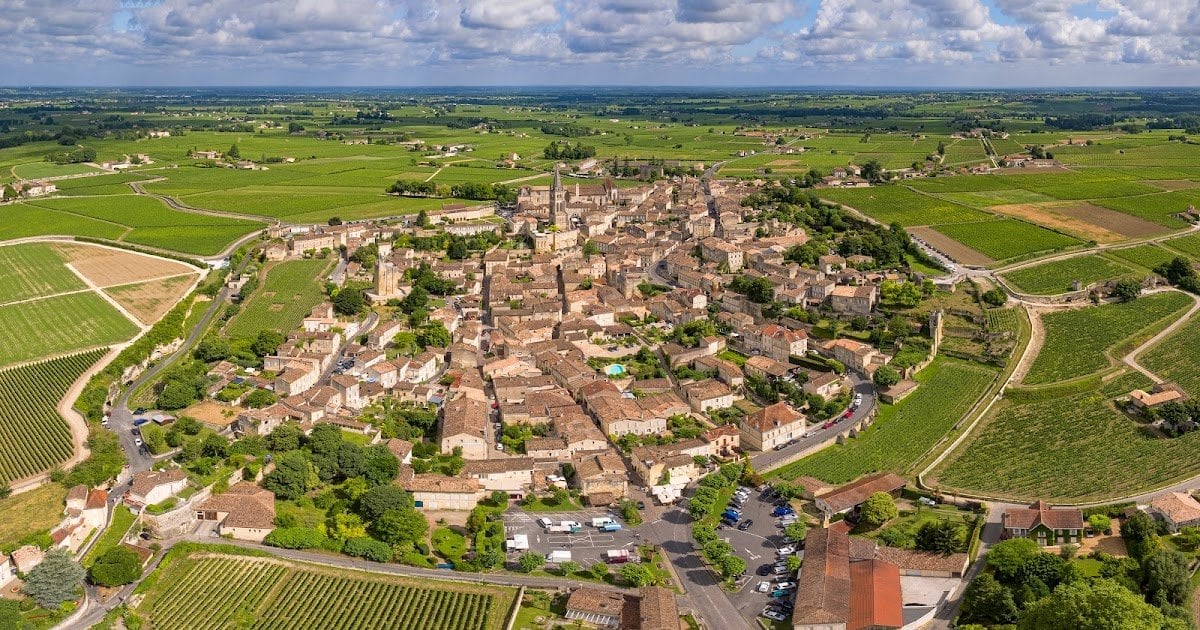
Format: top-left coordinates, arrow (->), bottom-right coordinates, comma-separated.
264,527 -> 327,549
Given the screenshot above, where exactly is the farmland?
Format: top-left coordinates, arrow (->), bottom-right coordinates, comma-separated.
136,551 -> 516,630
1000,255 -> 1134,295
1140,315 -> 1200,399
104,274 -> 197,326
931,219 -> 1082,263
772,359 -> 996,484
935,372 -> 1200,502
1104,244 -> 1180,271
820,186 -> 989,226
25,196 -> 263,256
0,292 -> 139,366
0,243 -> 84,303
1092,191 -> 1198,228
1163,234 -> 1200,259
0,350 -> 104,484
225,259 -> 333,339
1022,291 -> 1192,385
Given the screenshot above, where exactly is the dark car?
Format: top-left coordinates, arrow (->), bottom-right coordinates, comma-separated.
133,407 -> 146,415
737,519 -> 753,531
756,564 -> 772,576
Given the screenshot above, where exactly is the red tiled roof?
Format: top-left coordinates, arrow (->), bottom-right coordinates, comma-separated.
818,473 -> 906,514
793,528 -> 852,624
1002,500 -> 1084,531
848,559 -> 903,630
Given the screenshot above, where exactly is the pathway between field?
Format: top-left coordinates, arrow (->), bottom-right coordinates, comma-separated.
63,262 -> 150,332
1121,289 -> 1200,383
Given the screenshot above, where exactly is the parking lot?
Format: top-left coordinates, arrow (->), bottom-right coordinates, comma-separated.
715,486 -> 803,625
503,509 -> 644,566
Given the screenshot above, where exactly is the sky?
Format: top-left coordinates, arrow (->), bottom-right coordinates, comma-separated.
2,0 -> 1200,87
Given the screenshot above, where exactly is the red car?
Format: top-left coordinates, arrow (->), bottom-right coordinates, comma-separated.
842,410 -> 853,419
822,421 -> 834,429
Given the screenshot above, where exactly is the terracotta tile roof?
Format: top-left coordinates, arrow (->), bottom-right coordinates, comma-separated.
1150,492 -> 1200,525
385,438 -> 413,461
463,457 -> 536,476
874,547 -> 969,575
440,395 -> 489,439
402,473 -> 480,494
198,482 -> 276,530
793,528 -> 852,625
1002,500 -> 1084,531
86,489 -> 108,510
66,484 -> 88,504
742,402 -> 803,432
129,468 -> 187,499
567,587 -> 626,618
848,559 -> 903,630
818,473 -> 906,515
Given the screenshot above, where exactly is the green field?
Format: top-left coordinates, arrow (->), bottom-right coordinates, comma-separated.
225,259 -> 332,338
26,196 -> 263,256
936,189 -> 1056,208
1023,291 -> 1192,385
0,292 -> 139,366
0,243 -> 85,303
772,359 -> 996,484
820,185 -> 990,226
1163,234 -> 1200,259
12,162 -> 102,179
1141,315 -> 1200,399
0,350 -> 104,483
52,172 -> 150,196
1104,245 -> 1180,271
932,219 -> 1083,263
0,202 -> 126,242
1092,192 -> 1197,228
936,371 -> 1200,502
137,551 -> 516,630
1001,255 -> 1134,295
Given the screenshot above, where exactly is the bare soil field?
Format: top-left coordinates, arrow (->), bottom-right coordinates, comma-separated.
1147,180 -> 1200,191
104,274 -> 196,325
909,226 -> 995,266
182,401 -> 239,427
989,202 -> 1163,242
51,242 -> 195,287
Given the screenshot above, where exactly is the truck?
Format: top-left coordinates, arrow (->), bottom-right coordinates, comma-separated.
505,535 -> 529,552
599,522 -> 623,532
591,517 -> 615,528
546,550 -> 573,563
604,549 -> 632,564
547,524 -> 582,533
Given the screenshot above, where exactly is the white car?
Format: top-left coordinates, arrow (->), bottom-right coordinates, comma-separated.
757,581 -> 770,593
776,546 -> 796,555
762,610 -> 787,621
134,437 -> 144,447
774,581 -> 796,590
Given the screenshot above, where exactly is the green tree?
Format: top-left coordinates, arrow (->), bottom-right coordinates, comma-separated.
251,330 -> 285,356
343,537 -> 393,562
559,560 -> 582,576
784,521 -> 808,542
245,389 -> 277,408
2,184 -> 17,201
986,537 -> 1040,582
620,562 -> 656,586
333,287 -> 366,316
447,239 -> 469,260
357,485 -> 413,522
1142,548 -> 1191,606
915,520 -> 966,555
859,492 -> 899,527
140,424 -> 168,454
786,555 -> 803,572
89,546 -> 143,587
582,240 -> 599,259
1122,510 -> 1159,559
518,552 -> 546,573
266,424 -> 303,452
371,508 -> 427,546
263,451 -> 319,500
718,554 -> 746,578
157,380 -> 198,410
873,365 -> 901,389
1019,579 -> 1173,630
959,573 -> 1018,626
1088,513 -> 1112,535
981,288 -> 1007,307
417,322 -> 451,348
23,548 -> 85,609
193,336 -> 231,362
589,562 -> 610,580
1111,278 -> 1142,302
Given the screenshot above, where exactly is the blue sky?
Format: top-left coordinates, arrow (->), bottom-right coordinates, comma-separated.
3,0 -> 1200,87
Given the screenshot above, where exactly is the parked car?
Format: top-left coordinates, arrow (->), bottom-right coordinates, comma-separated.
133,407 -> 146,415
776,546 -> 795,555
918,497 -> 938,507
772,506 -> 794,517
771,589 -> 792,598
822,421 -> 835,429
134,437 -> 143,447
756,564 -> 771,576
737,520 -> 753,531
762,609 -> 787,621
757,581 -> 770,593
774,581 -> 796,590
773,443 -> 788,451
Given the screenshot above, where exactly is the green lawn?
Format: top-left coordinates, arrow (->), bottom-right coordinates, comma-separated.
1022,291 -> 1193,385
432,527 -> 467,565
224,259 -> 333,339
1001,255 -> 1134,295
772,359 -> 996,484
0,483 -> 67,551
83,505 -> 137,567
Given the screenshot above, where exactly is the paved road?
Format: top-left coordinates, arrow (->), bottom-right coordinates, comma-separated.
923,503 -> 1009,630
752,373 -> 876,472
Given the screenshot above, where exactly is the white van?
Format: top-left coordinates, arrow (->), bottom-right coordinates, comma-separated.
536,517 -> 553,528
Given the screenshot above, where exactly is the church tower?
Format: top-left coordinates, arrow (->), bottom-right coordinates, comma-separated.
549,165 -> 567,227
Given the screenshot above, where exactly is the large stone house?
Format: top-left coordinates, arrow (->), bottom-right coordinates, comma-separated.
1149,492 -> 1200,533
829,284 -> 877,314
438,395 -> 490,460
402,470 -> 481,511
739,402 -> 805,451
1002,500 -> 1085,546
195,482 -> 277,542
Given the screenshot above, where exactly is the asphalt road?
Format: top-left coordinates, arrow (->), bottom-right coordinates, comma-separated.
750,373 -> 876,471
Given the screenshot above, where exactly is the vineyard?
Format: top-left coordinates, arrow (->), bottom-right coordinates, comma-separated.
931,219 -> 1082,263
137,552 -> 515,630
820,186 -> 990,226
0,292 -> 139,366
772,359 -> 996,484
1104,245 -> 1180,271
0,350 -> 104,483
0,243 -> 84,304
225,259 -> 333,339
1000,255 -> 1134,295
1022,291 -> 1192,385
1140,315 -> 1200,399
936,371 -> 1200,502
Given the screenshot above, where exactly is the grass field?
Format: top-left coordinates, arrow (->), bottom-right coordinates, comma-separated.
26,196 -> 263,256
1023,291 -> 1192,385
0,350 -> 104,483
932,219 -> 1083,263
225,259 -> 333,339
820,186 -> 990,226
0,483 -> 67,551
0,243 -> 84,303
0,292 -> 138,366
772,359 -> 996,484
936,371 -> 1200,502
104,274 -> 197,326
0,202 -> 127,242
136,551 -> 516,630
1001,255 -> 1134,295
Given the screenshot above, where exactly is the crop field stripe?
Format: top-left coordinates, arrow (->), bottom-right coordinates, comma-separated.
1141,313 -> 1200,399
0,292 -> 140,366
224,258 -> 334,339
1000,255 -> 1135,295
0,243 -> 85,304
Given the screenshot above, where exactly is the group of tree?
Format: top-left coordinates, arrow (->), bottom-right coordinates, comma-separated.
387,180 -> 440,196
45,145 -> 96,164
728,275 -> 774,304
1146,399 -> 1200,437
449,181 -> 516,204
1155,257 -> 1200,294
962,511 -> 1192,629
543,140 -> 596,160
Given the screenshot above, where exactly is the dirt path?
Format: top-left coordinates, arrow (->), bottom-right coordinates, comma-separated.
1122,289 -> 1200,383
1009,305 -> 1044,385
64,262 -> 150,331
